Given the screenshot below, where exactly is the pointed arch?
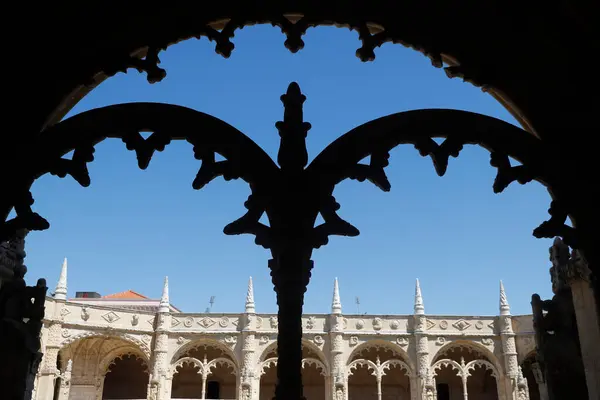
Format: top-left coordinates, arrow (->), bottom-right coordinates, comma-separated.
346,339 -> 415,373
431,339 -> 503,374
171,337 -> 239,367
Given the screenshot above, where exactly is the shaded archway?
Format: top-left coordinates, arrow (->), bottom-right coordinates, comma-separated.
257,342 -> 328,400
431,342 -> 502,400
170,342 -> 238,399
103,354 -> 149,399
58,334 -> 149,400
347,341 -> 413,400
520,352 -> 541,400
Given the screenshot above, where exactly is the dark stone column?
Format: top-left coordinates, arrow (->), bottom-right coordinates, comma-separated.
269,251 -> 313,400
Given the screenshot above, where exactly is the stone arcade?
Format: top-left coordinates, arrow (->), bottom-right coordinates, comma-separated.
2,4 -> 599,399
33,259 -> 542,400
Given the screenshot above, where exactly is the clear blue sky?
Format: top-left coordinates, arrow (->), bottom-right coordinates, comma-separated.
24,26 -> 554,316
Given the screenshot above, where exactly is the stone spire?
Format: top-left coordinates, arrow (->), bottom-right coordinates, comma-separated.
332,277 -> 342,314
54,258 -> 68,300
500,280 -> 511,316
245,276 -> 255,313
158,276 -> 170,313
414,279 -> 425,315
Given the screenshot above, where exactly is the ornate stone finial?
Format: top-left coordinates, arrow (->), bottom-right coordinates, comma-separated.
275,82 -> 312,171
54,258 -> 68,300
550,237 -> 570,267
245,276 -> 255,313
158,276 -> 169,313
500,280 -> 511,316
332,277 -> 342,315
0,228 -> 29,270
414,279 -> 425,315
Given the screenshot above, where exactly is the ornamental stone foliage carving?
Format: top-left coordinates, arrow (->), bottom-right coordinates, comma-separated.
81,307 -> 90,321
436,337 -> 446,346
372,317 -> 383,331
396,337 -> 409,347
350,336 -> 359,346
313,335 -> 325,346
224,335 -> 238,346
198,317 -> 216,329
131,314 -> 139,326
452,319 -> 471,331
177,336 -> 188,345
306,316 -> 317,329
481,338 -> 494,346
390,320 -> 400,330
260,335 -> 269,345
102,311 -> 119,323
355,319 -> 365,330
270,316 -> 278,329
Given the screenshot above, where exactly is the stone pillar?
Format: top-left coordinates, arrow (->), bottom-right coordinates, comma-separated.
37,258 -> 69,400
149,277 -> 171,400
499,281 -> 518,400
565,249 -> 600,399
530,362 -> 548,400
413,279 -> 430,400
240,277 -> 257,400
56,359 -> 72,400
329,278 -> 346,400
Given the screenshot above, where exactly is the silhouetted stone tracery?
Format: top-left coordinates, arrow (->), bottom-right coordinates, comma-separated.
0,81 -> 573,399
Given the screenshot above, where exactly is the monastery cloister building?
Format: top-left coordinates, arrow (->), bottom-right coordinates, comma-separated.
34,259 -> 543,400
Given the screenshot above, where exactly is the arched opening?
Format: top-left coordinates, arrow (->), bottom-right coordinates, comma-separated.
171,342 -> 237,399
103,354 -> 149,399
258,343 -> 328,400
520,352 -> 541,400
347,342 -> 412,400
58,335 -> 149,400
432,342 -> 501,400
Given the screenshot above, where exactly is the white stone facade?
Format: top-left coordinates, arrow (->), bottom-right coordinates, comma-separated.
33,266 -> 543,400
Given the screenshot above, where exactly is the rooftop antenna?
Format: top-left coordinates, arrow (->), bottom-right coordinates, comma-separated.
206,295 -> 216,313
355,296 -> 360,314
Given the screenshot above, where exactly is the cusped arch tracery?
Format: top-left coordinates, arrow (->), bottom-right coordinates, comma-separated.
464,359 -> 499,379
170,356 -> 237,378
431,340 -> 503,374
347,359 -> 378,377
380,359 -> 412,378
301,358 -> 328,377
171,337 -> 239,367
257,338 -> 329,368
431,359 -> 464,378
347,339 -> 414,373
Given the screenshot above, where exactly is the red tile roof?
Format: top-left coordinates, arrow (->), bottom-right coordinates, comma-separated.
102,290 -> 150,300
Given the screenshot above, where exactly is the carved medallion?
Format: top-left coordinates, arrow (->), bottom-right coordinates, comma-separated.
435,337 -> 446,346
102,311 -> 120,323
372,318 -> 383,331
270,316 -> 278,329
61,329 -> 70,338
439,320 -> 448,330
80,307 -> 90,321
177,336 -> 188,345
481,338 -> 494,346
313,335 -> 325,345
475,321 -> 484,330
256,316 -> 263,328
198,317 -> 216,329
224,335 -> 237,345
355,319 -> 365,329
396,337 -> 409,347
452,319 -> 471,331
260,335 -> 269,345
183,317 -> 194,327
131,315 -> 139,326
390,320 -> 400,330
349,336 -> 359,346
219,316 -> 230,328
